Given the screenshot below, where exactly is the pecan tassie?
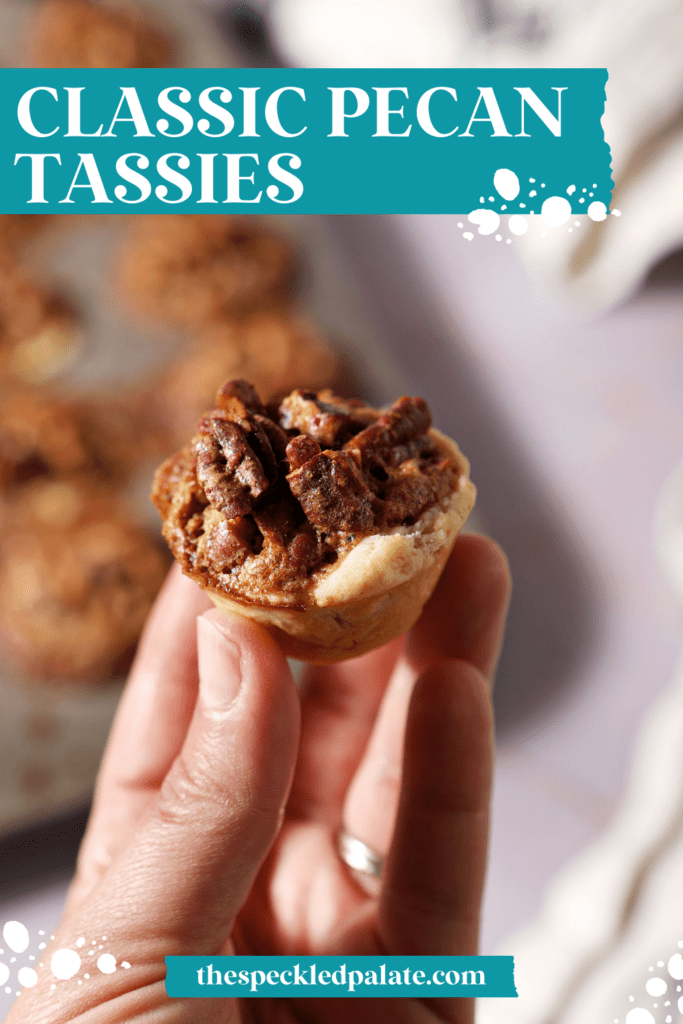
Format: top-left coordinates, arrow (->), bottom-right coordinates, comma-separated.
0,215 -> 53,256
152,380 -> 462,604
120,215 -> 297,327
0,257 -> 82,386
160,312 -> 342,440
0,385 -> 164,490
0,480 -> 169,682
26,0 -> 174,68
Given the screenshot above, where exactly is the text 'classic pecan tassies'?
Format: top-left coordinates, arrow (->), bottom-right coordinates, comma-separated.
152,380 -> 476,662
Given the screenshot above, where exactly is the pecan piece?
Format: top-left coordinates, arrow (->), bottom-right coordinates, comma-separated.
287,449 -> 374,534
215,378 -> 265,414
345,396 -> 432,461
279,390 -> 361,448
378,471 -> 436,527
285,434 -> 321,471
195,418 -> 270,519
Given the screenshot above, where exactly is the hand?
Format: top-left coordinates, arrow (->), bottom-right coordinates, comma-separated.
7,534 -> 509,1024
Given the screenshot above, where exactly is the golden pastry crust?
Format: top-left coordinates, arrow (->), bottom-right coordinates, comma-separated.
0,480 -> 169,682
152,380 -> 475,662
161,312 -> 342,439
120,215 -> 297,326
26,0 -> 174,68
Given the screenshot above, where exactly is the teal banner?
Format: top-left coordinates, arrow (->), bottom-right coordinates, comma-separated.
0,68 -> 610,214
165,954 -> 517,998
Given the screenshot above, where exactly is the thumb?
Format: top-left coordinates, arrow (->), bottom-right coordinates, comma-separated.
81,609 -> 301,955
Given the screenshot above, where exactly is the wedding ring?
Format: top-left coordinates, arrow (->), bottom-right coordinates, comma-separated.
337,828 -> 384,880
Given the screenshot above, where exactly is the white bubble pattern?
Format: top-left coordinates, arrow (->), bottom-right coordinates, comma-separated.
468,209 -> 500,235
3,923 -> 29,954
493,168 -> 520,200
51,949 -> 81,980
97,954 -> 117,975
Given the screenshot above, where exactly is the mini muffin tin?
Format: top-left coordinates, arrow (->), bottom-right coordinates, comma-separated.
0,1 -> 404,838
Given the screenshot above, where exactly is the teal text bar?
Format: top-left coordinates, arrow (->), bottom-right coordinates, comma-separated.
0,68 -> 610,213
165,955 -> 517,998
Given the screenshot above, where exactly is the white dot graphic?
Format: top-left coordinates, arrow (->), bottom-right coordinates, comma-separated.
508,215 -> 528,236
626,1010 -> 655,1024
0,964 -> 9,986
468,209 -> 500,235
679,997 -> 683,1013
97,954 -> 117,975
51,949 -> 81,980
566,184 -> 576,195
463,232 -> 474,241
541,196 -> 572,227
493,168 -> 520,201
588,201 -> 607,221
3,922 -> 29,954
76,937 -> 85,948
646,978 -> 667,997
17,967 -> 37,989
121,962 -> 131,969
668,953 -> 683,979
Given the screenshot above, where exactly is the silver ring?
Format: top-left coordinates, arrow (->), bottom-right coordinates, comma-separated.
337,829 -> 384,879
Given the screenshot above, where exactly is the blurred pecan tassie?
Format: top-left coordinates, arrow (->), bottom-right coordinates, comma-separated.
0,481 -> 169,682
0,258 -> 82,386
0,215 -> 53,256
152,380 -> 475,662
162,312 -> 342,439
26,0 -> 174,68
120,216 -> 296,326
0,386 -> 156,489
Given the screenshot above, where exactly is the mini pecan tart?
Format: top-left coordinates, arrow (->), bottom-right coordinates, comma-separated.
120,215 -> 296,327
0,258 -> 82,387
152,380 -> 475,662
0,385 -> 166,490
0,480 -> 169,682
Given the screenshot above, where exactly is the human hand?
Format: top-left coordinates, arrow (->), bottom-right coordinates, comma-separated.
7,534 -> 509,1024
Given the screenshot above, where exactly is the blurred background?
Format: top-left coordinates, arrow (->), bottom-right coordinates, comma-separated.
1,2 -> 683,1022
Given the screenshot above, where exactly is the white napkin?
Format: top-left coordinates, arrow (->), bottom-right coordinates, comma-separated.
270,0 -> 683,310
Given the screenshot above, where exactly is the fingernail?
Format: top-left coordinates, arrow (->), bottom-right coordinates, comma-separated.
197,614 -> 242,709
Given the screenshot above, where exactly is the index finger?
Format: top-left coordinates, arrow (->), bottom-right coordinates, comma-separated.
408,533 -> 511,684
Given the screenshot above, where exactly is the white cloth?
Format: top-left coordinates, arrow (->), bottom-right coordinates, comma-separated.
270,0 -> 683,311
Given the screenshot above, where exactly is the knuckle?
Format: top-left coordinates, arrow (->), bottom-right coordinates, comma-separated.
155,749 -> 231,829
